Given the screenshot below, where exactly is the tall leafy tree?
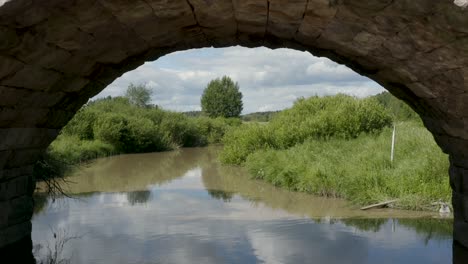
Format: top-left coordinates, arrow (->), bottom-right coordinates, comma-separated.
125,83 -> 152,107
201,76 -> 243,118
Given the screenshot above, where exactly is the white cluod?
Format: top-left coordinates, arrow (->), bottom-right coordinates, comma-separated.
455,0 -> 468,8
0,0 -> 11,7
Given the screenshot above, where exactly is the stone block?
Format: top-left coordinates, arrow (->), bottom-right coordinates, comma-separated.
0,175 -> 33,201
38,109 -> 77,129
0,26 -> 20,51
1,65 -> 62,91
450,165 -> 468,193
0,221 -> 31,248
48,76 -> 90,93
0,165 -> 34,182
0,150 -> 11,169
0,107 -> 50,127
8,196 -> 33,226
233,0 -> 268,35
98,0 -> 154,26
0,86 -> 66,108
0,200 -> 8,228
453,188 -> 468,223
3,149 -> 44,169
0,55 -> 23,80
42,18 -> 94,52
454,219 -> 468,248
54,55 -> 97,76
0,128 -> 58,152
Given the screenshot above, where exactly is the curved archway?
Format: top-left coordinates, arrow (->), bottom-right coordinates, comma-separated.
1,0 -> 468,256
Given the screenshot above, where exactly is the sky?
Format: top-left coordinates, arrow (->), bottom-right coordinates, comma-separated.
94,46 -> 385,114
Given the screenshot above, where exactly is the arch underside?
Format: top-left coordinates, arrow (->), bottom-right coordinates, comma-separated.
1,0 -> 468,253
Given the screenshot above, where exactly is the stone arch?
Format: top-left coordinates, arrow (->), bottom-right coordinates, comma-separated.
1,0 -> 468,258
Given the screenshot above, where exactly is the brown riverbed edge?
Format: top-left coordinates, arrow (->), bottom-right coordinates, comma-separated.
361,199 -> 399,210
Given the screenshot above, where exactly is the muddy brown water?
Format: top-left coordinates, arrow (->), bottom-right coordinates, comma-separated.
32,147 -> 452,264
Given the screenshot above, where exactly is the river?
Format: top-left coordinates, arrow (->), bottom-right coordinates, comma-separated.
32,147 -> 452,263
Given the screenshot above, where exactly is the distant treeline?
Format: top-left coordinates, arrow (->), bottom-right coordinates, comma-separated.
241,111 -> 279,122
183,110 -> 279,122
185,91 -> 417,123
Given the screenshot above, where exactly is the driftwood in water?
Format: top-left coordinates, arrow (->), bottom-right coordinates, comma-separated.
360,199 -> 399,210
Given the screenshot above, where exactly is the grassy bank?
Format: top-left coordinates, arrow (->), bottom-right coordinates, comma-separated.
220,94 -> 392,164
245,121 -> 450,210
34,96 -> 240,181
220,94 -> 450,210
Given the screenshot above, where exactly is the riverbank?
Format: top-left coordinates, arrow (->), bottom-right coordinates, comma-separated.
35,146 -> 449,220
220,95 -> 451,211
36,93 -> 452,212
244,121 -> 450,211
34,96 -> 240,182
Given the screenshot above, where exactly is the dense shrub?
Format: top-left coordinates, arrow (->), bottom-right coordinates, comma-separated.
194,117 -> 242,144
221,94 -> 392,164
48,135 -> 116,164
93,113 -> 128,148
245,121 -> 450,210
37,96 -> 241,180
61,109 -> 96,140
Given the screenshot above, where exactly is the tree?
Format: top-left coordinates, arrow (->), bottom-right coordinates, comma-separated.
200,76 -> 243,118
125,83 -> 152,107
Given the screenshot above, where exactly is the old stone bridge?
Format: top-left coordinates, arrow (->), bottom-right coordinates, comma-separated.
1,0 -> 468,262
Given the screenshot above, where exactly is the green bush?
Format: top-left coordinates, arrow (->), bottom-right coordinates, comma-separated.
220,124 -> 275,164
48,135 -> 115,164
93,113 -> 128,149
61,109 -> 96,140
121,116 -> 172,152
245,121 -> 450,210
37,95 -> 242,180
221,94 -> 392,164
194,117 -> 241,145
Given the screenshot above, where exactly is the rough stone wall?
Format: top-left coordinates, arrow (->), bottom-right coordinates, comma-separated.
1,0 -> 468,252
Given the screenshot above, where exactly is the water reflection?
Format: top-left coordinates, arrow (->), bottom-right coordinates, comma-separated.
33,229 -> 82,264
126,190 -> 151,206
32,147 -> 459,263
206,189 -> 233,202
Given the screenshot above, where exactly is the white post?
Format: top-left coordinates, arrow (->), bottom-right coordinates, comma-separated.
391,124 -> 396,163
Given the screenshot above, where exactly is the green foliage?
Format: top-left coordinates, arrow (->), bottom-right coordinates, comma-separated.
194,117 -> 242,145
221,94 -> 392,164
220,94 -> 449,210
244,121 -> 450,210
371,91 -> 419,121
61,109 -> 96,140
47,135 -> 115,164
201,76 -> 243,118
93,113 -> 127,148
241,111 -> 279,122
36,94 -> 241,180
221,124 -> 276,165
183,111 -> 203,118
125,83 -> 152,107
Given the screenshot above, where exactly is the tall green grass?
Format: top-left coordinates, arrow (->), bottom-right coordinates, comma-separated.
245,121 -> 450,210
220,94 -> 450,210
221,94 -> 392,164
